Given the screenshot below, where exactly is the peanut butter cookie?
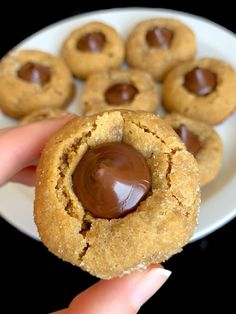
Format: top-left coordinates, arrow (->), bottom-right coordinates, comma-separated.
21,107 -> 68,125
163,58 -> 236,124
61,22 -> 125,79
126,18 -> 196,81
82,69 -> 159,115
163,113 -> 223,186
34,110 -> 200,279
0,50 -> 75,119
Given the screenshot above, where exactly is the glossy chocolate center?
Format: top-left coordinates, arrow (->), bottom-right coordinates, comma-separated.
18,62 -> 50,85
105,83 -> 138,105
72,142 -> 151,219
77,32 -> 106,52
146,26 -> 173,48
184,67 -> 217,96
175,124 -> 201,156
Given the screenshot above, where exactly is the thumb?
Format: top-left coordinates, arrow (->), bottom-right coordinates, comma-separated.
52,266 -> 171,314
0,114 -> 75,186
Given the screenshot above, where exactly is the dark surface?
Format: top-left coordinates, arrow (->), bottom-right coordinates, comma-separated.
1,2 -> 236,313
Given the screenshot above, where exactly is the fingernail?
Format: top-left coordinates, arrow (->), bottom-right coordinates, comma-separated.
131,267 -> 171,311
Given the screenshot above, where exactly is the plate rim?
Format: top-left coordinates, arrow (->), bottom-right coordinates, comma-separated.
14,7 -> 236,51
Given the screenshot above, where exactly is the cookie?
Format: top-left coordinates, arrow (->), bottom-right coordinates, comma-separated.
20,107 -> 68,125
61,22 -> 125,79
163,113 -> 223,186
34,110 -> 200,279
162,58 -> 236,124
0,50 -> 75,119
126,18 -> 196,81
82,69 -> 159,115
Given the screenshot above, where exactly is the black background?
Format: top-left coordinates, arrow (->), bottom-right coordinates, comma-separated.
1,2 -> 236,313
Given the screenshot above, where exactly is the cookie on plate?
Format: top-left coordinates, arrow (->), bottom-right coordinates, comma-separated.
20,107 -> 68,125
61,22 -> 125,79
163,113 -> 223,186
126,18 -> 196,81
0,50 -> 75,119
34,110 -> 200,279
82,69 -> 159,115
163,58 -> 236,124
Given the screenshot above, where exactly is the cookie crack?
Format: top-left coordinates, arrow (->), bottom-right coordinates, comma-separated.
55,122 -> 103,259
80,220 -> 92,237
172,193 -> 182,207
166,153 -> 172,189
128,119 -> 184,205
128,120 -> 167,146
128,120 -> 184,153
78,243 -> 90,261
166,149 -> 185,208
55,123 -> 97,219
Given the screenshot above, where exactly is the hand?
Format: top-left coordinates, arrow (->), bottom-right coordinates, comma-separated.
0,115 -> 171,314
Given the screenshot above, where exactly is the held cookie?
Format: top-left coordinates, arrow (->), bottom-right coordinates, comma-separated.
0,50 -> 75,119
34,110 -> 200,279
126,18 -> 196,81
20,107 -> 68,125
163,113 -> 223,186
61,22 -> 125,79
163,58 -> 236,124
82,69 -> 159,115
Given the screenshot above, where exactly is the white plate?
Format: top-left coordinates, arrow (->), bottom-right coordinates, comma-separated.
0,8 -> 236,242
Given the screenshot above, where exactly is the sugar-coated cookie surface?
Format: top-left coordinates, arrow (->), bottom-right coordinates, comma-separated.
34,110 -> 200,279
163,58 -> 236,124
0,50 -> 74,119
126,18 -> 196,81
164,113 -> 223,186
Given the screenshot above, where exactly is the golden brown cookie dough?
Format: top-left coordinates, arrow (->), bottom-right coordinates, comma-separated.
163,113 -> 223,186
61,22 -> 125,79
163,58 -> 236,124
82,69 -> 159,115
34,110 -> 200,279
126,18 -> 196,81
20,107 -> 68,125
0,50 -> 75,119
